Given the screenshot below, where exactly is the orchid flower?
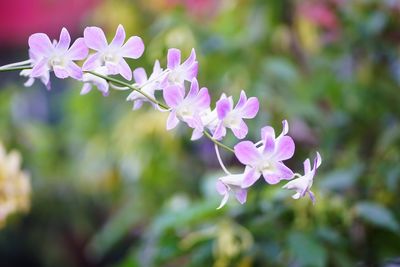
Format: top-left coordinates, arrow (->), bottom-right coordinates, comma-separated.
163,78 -> 210,140
81,66 -> 109,96
216,172 -> 248,209
28,28 -> 88,82
127,60 -> 164,110
83,24 -> 144,81
234,120 -> 295,187
213,91 -> 259,140
164,48 -> 198,86
20,49 -> 51,89
282,152 -> 321,204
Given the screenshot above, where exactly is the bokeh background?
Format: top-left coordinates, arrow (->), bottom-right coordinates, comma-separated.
1,0 -> 400,266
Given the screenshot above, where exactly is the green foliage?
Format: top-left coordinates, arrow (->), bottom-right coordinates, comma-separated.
1,0 -> 400,266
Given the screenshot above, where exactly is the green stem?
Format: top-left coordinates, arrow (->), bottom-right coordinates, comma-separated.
0,65 -> 235,154
0,66 -> 32,72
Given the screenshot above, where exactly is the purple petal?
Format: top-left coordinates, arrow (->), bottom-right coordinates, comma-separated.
182,48 -> 196,68
30,58 -> 48,77
194,87 -> 210,110
231,120 -> 248,139
28,33 -> 53,58
274,136 -> 295,161
81,83 -> 92,95
241,97 -> 259,119
163,85 -> 184,108
53,66 -> 69,79
84,26 -> 108,51
105,62 -> 119,75
121,36 -> 144,59
66,62 -> 83,80
234,141 -> 260,165
216,97 -> 231,120
212,122 -> 226,140
279,120 -> 289,137
133,68 -> 147,84
262,132 -> 275,154
56,28 -> 71,52
242,168 -> 260,188
191,128 -> 204,140
183,61 -> 198,81
217,192 -> 229,209
110,24 -> 126,48
118,59 -> 132,80
261,126 -> 276,141
216,180 -> 228,195
315,152 -> 322,169
82,53 -> 100,71
67,38 -> 88,60
308,191 -> 316,205
133,100 -> 143,110
303,158 -> 311,174
235,90 -> 247,109
263,162 -> 294,184
167,48 -> 181,69
235,189 -> 247,204
187,78 -> 199,99
166,111 -> 179,130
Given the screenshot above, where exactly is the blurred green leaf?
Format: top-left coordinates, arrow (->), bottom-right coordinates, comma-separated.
356,202 -> 400,233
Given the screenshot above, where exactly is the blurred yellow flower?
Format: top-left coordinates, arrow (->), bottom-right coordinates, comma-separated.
0,142 -> 31,228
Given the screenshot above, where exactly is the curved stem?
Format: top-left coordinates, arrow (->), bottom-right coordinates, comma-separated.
0,65 -> 235,154
0,66 -> 32,72
214,144 -> 231,175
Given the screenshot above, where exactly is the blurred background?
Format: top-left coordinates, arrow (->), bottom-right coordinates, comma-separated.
1,0 -> 400,266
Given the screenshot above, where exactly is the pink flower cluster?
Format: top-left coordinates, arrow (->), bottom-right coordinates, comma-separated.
11,25 -> 322,208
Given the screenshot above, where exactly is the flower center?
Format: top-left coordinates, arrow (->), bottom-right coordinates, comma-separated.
223,113 -> 240,128
168,70 -> 184,85
50,57 -> 64,67
103,52 -> 119,64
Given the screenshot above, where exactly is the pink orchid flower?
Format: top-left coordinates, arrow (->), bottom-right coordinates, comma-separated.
164,48 -> 198,86
283,152 -> 321,204
28,28 -> 88,81
213,90 -> 259,140
163,78 -> 210,140
83,24 -> 144,81
234,120 -> 295,187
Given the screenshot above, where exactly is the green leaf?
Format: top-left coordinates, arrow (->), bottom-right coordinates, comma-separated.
288,232 -> 327,267
356,202 -> 400,233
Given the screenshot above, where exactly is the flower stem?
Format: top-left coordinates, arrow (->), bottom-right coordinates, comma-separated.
0,65 -> 235,154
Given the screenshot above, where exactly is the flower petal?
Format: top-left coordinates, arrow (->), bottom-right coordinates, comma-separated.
166,111 -> 179,130
187,78 -> 199,99
241,97 -> 259,119
274,136 -> 295,161
84,26 -> 108,51
53,66 -> 69,79
121,36 -> 144,59
234,141 -> 260,165
235,91 -> 247,109
216,96 -> 231,120
28,33 -> 53,58
133,67 -> 147,84
56,28 -> 71,52
212,122 -> 226,140
182,48 -> 196,68
67,38 -> 88,60
303,158 -> 311,174
262,131 -> 276,154
80,83 -> 92,95
261,126 -> 276,141
66,62 -> 83,80
110,24 -> 126,48
118,59 -> 132,80
194,87 -> 210,110
167,48 -> 181,69
216,180 -> 228,195
231,119 -> 248,139
82,53 -> 100,71
235,189 -> 247,204
242,168 -> 260,188
30,58 -> 48,77
163,85 -> 184,108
